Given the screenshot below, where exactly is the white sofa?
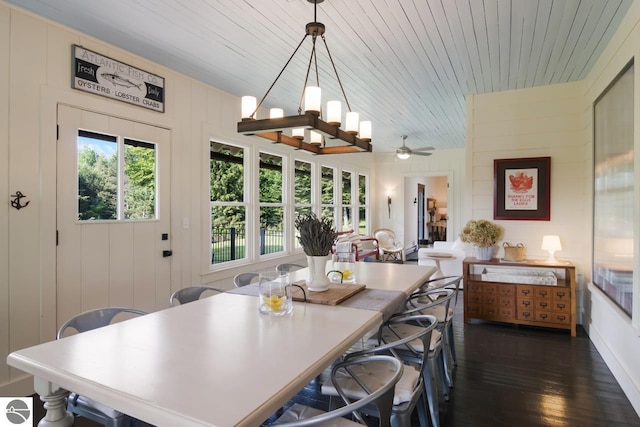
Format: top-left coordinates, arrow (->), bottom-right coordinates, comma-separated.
418,239 -> 470,281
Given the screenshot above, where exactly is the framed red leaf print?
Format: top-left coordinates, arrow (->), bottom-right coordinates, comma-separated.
494,157 -> 551,221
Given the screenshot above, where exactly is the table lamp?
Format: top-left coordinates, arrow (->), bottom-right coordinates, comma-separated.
438,207 -> 448,220
541,235 -> 562,263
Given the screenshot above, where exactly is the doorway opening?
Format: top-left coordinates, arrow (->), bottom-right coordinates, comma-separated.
403,175 -> 450,254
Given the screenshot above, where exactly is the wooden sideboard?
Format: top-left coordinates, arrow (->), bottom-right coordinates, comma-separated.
463,257 -> 576,336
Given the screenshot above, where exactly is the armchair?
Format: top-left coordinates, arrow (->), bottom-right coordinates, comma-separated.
374,228 -> 404,262
334,230 -> 380,261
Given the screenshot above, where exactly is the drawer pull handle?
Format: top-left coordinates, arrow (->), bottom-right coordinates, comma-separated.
540,302 -> 548,308
539,291 -> 548,296
557,292 -> 565,297
540,314 -> 548,319
522,290 -> 530,295
558,316 -> 566,321
523,301 -> 530,307
557,304 -> 565,309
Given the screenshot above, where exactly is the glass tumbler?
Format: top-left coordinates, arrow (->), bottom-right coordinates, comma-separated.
332,251 -> 356,284
258,271 -> 293,316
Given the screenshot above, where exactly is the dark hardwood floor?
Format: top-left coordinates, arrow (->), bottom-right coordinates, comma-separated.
34,290 -> 639,426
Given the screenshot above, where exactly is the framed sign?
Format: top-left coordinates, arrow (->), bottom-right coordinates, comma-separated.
72,45 -> 165,112
494,157 -> 550,221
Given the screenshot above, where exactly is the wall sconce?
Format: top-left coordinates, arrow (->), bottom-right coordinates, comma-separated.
541,235 -> 562,263
387,193 -> 392,218
413,198 -> 417,204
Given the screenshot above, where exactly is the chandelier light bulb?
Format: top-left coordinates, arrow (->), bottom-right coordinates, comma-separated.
359,121 -> 372,141
327,101 -> 341,125
310,130 -> 322,145
292,128 -> 305,140
269,108 -> 284,119
397,152 -> 410,160
304,86 -> 321,114
345,112 -> 359,134
236,1 -> 372,155
241,96 -> 257,120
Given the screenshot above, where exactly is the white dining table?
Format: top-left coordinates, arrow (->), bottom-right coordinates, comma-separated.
289,261 -> 435,296
7,262 -> 435,427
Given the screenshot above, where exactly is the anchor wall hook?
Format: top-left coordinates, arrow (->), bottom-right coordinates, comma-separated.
10,191 -> 30,210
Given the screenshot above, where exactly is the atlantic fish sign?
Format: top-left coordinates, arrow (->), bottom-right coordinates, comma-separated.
72,45 -> 165,112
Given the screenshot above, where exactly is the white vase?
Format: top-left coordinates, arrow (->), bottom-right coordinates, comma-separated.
306,255 -> 330,292
473,245 -> 495,261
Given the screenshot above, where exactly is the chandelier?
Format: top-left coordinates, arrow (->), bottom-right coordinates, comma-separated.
237,0 -> 372,155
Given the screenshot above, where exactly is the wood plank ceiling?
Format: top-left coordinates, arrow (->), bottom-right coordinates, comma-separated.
7,0 -> 632,153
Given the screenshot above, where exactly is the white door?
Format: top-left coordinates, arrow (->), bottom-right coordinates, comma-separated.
56,105 -> 171,327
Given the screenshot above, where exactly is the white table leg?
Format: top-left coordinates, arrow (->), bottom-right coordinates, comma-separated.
34,377 -> 74,427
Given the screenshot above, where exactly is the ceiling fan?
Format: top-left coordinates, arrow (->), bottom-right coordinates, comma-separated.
396,135 -> 434,159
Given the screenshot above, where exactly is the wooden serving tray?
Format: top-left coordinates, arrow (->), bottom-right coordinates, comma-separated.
291,282 -> 366,305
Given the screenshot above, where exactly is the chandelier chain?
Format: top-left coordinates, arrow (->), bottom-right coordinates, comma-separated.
252,33 -> 309,119
321,34 -> 351,112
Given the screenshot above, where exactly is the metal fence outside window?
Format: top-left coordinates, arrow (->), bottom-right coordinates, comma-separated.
211,226 -> 284,263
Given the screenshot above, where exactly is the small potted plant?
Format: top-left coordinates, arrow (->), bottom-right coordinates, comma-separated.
294,212 -> 338,291
459,219 -> 503,260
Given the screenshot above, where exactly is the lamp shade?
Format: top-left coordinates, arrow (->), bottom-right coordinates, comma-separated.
397,152 -> 410,160
304,86 -> 321,114
269,108 -> 284,118
241,96 -> 256,119
310,130 -> 322,145
541,235 -> 562,252
327,101 -> 341,125
292,128 -> 305,139
345,112 -> 359,134
541,235 -> 562,263
359,121 -> 372,141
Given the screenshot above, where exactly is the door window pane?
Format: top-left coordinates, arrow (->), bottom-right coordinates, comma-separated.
124,139 -> 156,219
77,130 -> 118,220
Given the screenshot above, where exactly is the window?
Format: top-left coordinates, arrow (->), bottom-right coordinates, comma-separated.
358,174 -> 368,235
208,143 -> 371,265
210,141 -> 247,264
294,160 -> 313,249
341,170 -> 353,231
77,130 -> 157,221
321,166 -> 335,223
259,152 -> 284,256
593,61 -> 634,316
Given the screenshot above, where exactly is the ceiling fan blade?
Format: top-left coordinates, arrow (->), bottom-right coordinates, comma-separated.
413,151 -> 432,156
412,146 -> 435,152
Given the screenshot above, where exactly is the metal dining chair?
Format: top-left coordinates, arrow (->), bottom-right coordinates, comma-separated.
409,277 -> 463,386
322,314 -> 438,427
276,263 -> 305,274
57,307 -> 147,427
169,286 -> 225,306
372,288 -> 456,427
273,355 -> 404,427
233,272 -> 260,287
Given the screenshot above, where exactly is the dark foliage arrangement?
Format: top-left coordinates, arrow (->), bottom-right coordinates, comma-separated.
294,212 -> 338,256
